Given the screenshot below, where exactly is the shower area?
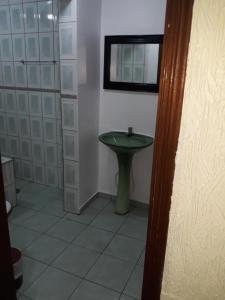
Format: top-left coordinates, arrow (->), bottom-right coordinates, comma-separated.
0,0 -> 100,214
0,0 -> 63,200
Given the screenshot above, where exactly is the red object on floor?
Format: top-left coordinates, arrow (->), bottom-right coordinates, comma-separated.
11,247 -> 23,290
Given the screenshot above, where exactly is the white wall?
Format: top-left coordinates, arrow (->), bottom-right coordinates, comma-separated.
77,0 -> 102,208
98,0 -> 166,203
162,0 -> 225,299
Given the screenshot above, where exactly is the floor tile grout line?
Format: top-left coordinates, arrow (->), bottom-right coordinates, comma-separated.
66,203 -> 130,263
100,246 -> 146,265
70,277 -> 125,298
119,294 -> 138,300
22,251 -> 81,297
21,242 -> 143,297
43,223 -> 91,268
17,182 -> 63,196
61,199 -> 117,229
16,200 -> 64,216
120,244 -> 146,298
17,188 -> 51,198
11,207 -> 145,265
11,206 -> 123,247
15,192 -> 64,215
89,215 -> 132,260
14,210 -> 67,255
66,280 -> 83,300
13,230 -> 43,253
21,230 -> 142,268
18,191 -> 64,203
77,214 -> 137,294
12,205 -> 53,219
16,203 -> 147,230
22,239 -> 140,296
46,219 -> 138,263
20,262 -> 48,297
19,183 -> 50,192
13,181 -> 147,299
89,196 -> 111,210
65,250 -> 105,300
43,226 -> 88,244
21,254 -> 90,293
17,203 -> 67,219
22,229 -> 71,267
84,203 -> 129,234
95,202 -> 147,297
19,248 -> 50,294
50,242 -> 102,275
16,186 -> 134,229
67,205 -> 121,243
12,205 -> 146,257
115,231 -> 147,242
12,211 -> 64,237
37,259 -> 129,298
17,197 -> 63,208
10,218 -> 61,236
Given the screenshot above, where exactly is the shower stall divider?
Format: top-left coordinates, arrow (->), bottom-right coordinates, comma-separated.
0,0 -> 63,192
0,0 -> 101,214
59,0 -> 101,213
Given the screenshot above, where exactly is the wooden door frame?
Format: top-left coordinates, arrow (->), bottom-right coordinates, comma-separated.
142,0 -> 194,299
0,0 -> 194,299
0,154 -> 17,299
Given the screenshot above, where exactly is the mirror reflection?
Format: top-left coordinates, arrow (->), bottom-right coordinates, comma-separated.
104,35 -> 163,92
110,44 -> 160,84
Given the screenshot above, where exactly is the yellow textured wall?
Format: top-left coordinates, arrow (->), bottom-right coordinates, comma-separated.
161,0 -> 225,299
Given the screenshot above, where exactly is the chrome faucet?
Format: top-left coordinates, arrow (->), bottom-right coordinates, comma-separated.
127,127 -> 133,137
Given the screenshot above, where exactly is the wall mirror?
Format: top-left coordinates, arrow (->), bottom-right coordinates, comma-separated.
104,35 -> 163,93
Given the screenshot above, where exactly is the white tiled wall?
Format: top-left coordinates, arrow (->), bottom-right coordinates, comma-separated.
0,89 -> 62,187
0,0 -> 100,213
59,0 -> 77,23
59,0 -> 79,212
61,99 -> 78,131
0,0 -> 60,71
0,0 -> 62,188
60,60 -> 77,95
2,157 -> 16,207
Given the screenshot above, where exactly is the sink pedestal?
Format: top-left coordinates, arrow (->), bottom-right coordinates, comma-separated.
99,131 -> 154,215
116,153 -> 133,215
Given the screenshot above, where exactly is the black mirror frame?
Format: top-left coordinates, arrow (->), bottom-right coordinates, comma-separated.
103,35 -> 164,93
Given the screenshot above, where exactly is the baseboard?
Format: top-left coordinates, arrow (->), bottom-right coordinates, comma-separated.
97,192 -> 149,209
69,191 -> 149,215
79,192 -> 99,213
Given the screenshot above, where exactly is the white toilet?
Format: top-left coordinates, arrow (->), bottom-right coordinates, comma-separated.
2,161 -> 23,290
1,156 -> 17,209
6,200 -> 12,215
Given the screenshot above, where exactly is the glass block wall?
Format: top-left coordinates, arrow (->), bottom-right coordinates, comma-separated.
59,0 -> 79,212
0,0 -> 63,188
58,0 -> 101,213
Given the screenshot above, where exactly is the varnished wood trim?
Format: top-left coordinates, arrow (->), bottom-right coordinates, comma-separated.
0,154 -> 17,299
142,0 -> 194,299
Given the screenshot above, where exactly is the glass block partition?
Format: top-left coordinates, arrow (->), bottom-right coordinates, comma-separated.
0,0 -> 63,189
59,0 -> 101,213
0,0 -> 100,213
59,0 -> 79,212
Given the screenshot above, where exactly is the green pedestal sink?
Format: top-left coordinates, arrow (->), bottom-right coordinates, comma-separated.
99,131 -> 154,215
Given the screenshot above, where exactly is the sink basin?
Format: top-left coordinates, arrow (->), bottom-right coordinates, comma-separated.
99,131 -> 153,154
99,131 -> 153,215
